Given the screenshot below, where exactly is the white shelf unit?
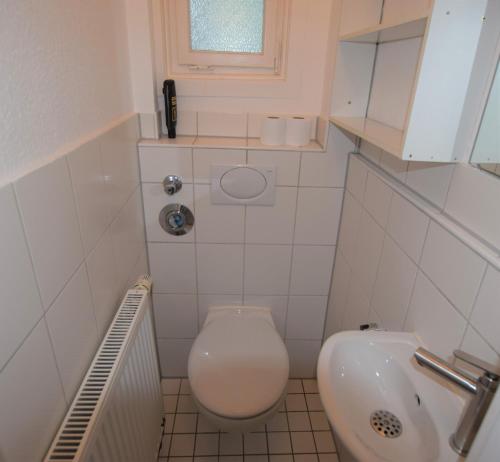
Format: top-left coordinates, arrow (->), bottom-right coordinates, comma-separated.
329,0 -> 489,162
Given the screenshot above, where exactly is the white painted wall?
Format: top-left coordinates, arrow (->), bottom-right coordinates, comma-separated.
0,0 -> 134,186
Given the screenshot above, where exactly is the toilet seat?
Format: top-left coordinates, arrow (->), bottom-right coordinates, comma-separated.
188,306 -> 289,419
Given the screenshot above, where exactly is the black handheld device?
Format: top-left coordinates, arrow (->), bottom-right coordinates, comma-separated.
163,80 -> 177,138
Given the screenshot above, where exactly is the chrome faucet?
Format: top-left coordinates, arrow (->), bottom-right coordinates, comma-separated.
414,347 -> 499,456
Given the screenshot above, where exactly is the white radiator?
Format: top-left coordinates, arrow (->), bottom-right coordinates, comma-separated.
44,277 -> 163,462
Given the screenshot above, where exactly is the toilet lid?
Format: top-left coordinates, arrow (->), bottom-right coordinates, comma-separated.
188,316 -> 289,418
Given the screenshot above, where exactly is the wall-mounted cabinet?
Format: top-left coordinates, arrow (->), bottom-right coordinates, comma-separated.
329,0 -> 489,162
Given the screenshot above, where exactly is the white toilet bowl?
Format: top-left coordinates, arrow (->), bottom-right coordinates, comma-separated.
188,306 -> 289,431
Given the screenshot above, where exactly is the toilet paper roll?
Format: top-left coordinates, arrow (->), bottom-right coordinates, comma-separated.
286,116 -> 311,147
260,116 -> 286,146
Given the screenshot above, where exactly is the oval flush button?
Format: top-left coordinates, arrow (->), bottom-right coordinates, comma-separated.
220,167 -> 267,199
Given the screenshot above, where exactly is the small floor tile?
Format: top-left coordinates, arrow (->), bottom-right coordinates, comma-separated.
305,394 -> 323,411
165,414 -> 175,433
302,379 -> 318,394
174,414 -> 198,433
159,434 -> 171,457
244,456 -> 268,462
266,413 -> 288,432
178,395 -> 198,413
180,378 -> 192,395
162,378 -> 181,395
309,412 -> 329,431
287,379 -> 303,394
318,454 -> 339,462
170,434 -> 196,457
313,432 -> 336,453
290,432 -> 316,454
197,414 -> 220,433
194,457 -> 217,462
267,432 -> 292,454
270,456 -> 293,462
195,434 -> 219,456
287,412 -> 311,431
285,394 -> 307,412
169,458 -> 193,462
219,456 -> 243,462
220,432 -> 243,455
164,395 -> 178,413
294,455 -> 318,462
244,433 -> 267,454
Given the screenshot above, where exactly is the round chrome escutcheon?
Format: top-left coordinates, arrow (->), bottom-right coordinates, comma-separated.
159,204 -> 194,236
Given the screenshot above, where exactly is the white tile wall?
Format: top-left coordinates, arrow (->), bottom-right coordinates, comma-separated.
139,147 -> 193,183
325,153 -> 499,371
197,112 -> 248,138
140,125 -> 350,376
0,115 -> 144,462
45,265 -> 99,400
0,185 -> 44,370
15,157 -> 84,309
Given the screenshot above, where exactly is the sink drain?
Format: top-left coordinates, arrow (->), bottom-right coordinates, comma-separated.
370,410 -> 403,438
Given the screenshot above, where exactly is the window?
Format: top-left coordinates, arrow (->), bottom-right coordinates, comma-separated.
165,0 -> 289,76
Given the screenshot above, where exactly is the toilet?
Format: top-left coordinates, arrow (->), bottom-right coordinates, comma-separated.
188,306 -> 289,431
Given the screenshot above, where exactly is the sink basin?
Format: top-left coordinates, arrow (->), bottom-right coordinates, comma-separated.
317,331 -> 466,462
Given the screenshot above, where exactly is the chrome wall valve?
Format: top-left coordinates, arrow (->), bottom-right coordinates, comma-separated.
163,175 -> 183,195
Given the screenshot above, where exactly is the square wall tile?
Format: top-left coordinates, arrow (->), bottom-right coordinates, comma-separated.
371,236 -> 418,330
0,321 -> 66,462
197,244 -> 244,294
460,325 -> 500,370
153,294 -> 198,338
337,191 -> 363,267
109,189 -> 146,288
100,121 -> 140,216
142,182 -> 195,243
193,148 -> 246,184
294,188 -> 343,245
405,162 -> 455,209
86,229 -> 122,337
363,173 -> 393,227
341,278 -> 370,331
248,150 -> 300,186
139,147 -> 193,183
470,265 -> 500,354
285,340 -> 321,378
405,272 -> 467,360
286,296 -> 328,340
445,164 -> 500,251
246,187 -> 297,244
198,112 -> 247,138
198,294 -> 243,327
386,193 -> 429,263
157,338 -> 194,377
243,295 -> 288,337
177,110 -> 198,136
323,252 -> 351,338
15,157 -> 84,309
45,265 -> 98,400
300,125 -> 353,188
194,185 -> 245,243
290,246 -> 335,296
421,222 -> 486,317
345,155 -> 368,202
0,185 -> 44,370
351,210 -> 385,297
244,245 -> 293,295
149,243 -> 197,293
67,138 -> 111,254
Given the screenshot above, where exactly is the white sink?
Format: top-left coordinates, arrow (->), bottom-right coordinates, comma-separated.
317,331 -> 466,462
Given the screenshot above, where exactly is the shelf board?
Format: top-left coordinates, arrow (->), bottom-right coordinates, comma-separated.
339,15 -> 428,44
329,116 -> 403,157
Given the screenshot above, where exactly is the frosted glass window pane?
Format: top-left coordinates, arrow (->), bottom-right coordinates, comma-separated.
190,0 -> 264,53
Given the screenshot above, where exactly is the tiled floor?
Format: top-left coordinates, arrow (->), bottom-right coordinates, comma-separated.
159,378 -> 339,462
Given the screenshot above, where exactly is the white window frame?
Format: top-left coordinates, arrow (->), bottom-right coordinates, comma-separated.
164,0 -> 289,77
